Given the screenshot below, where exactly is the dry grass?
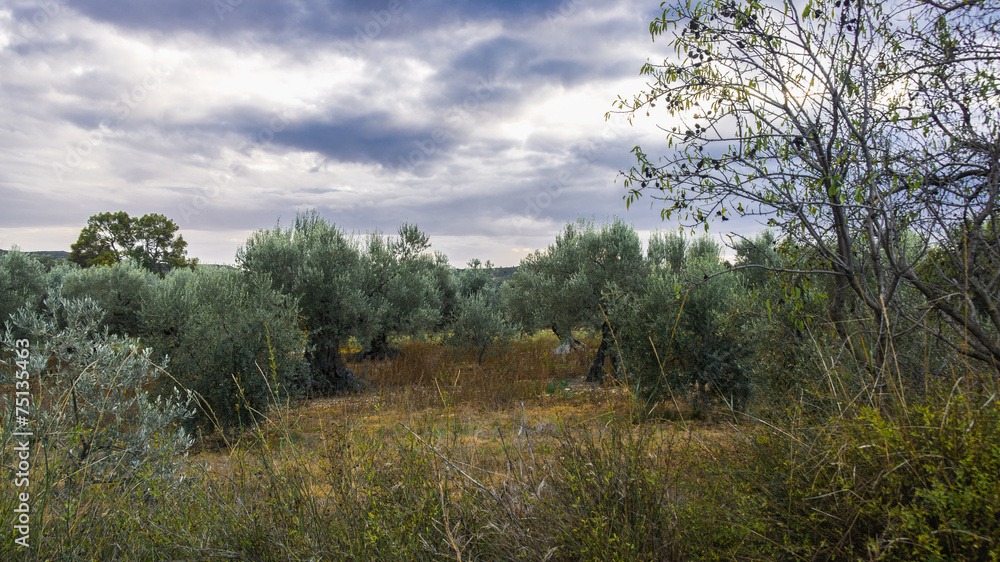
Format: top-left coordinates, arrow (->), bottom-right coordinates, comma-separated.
190,335 -> 733,484
1,334 -> 743,560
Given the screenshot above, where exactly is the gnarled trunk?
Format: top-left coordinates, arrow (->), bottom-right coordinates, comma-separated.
355,332 -> 399,361
586,320 -> 620,382
306,337 -> 363,394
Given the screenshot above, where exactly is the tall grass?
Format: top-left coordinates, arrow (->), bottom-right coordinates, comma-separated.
3,333 -> 999,560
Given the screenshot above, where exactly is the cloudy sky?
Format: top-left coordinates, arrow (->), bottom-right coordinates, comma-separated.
0,0 -> 724,266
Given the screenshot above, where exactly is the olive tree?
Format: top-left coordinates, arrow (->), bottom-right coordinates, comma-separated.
142,266 -> 307,430
450,260 -> 519,364
0,248 -> 48,334
613,233 -> 751,409
2,295 -> 194,484
60,259 -> 157,337
507,219 -> 645,382
612,0 -> 1000,375
354,223 -> 446,360
237,211 -> 366,392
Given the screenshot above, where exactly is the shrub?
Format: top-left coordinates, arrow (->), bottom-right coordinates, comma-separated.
448,286 -> 519,365
0,248 -> 48,336
60,258 -> 157,337
612,234 -> 752,411
1,294 -> 194,486
142,266 -> 307,431
702,380 -> 1000,560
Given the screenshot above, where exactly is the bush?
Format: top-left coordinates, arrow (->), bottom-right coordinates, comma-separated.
60,258 -> 157,337
1,294 -> 194,486
143,266 -> 307,431
448,286 -> 519,365
612,234 -> 752,411
0,249 -> 48,336
699,379 -> 1000,560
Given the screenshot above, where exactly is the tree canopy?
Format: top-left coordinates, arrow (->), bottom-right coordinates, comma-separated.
237,210 -> 365,393
354,223 -> 448,360
68,211 -> 197,274
507,218 -> 645,381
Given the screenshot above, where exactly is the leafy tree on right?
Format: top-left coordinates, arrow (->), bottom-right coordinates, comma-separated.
611,0 -> 1000,376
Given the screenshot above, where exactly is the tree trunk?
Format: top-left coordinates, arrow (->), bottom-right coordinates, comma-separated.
306,336 -> 362,394
356,333 -> 399,361
586,320 -> 614,383
551,324 -> 586,351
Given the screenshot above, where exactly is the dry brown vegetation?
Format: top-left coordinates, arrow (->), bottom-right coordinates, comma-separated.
6,334 -> 999,560
2,334 -> 743,560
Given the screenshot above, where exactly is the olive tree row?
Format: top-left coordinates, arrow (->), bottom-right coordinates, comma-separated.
236,211 -> 452,392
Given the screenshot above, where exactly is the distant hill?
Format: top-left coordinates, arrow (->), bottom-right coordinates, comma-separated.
490,266 -> 517,284
2,249 -> 510,278
0,249 -> 70,260
0,249 -> 71,270
0,249 -> 237,269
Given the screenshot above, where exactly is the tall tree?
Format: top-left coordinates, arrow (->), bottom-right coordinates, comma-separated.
236,211 -> 365,393
68,211 -> 197,274
611,0 -> 1000,374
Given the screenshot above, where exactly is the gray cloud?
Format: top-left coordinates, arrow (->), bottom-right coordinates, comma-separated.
0,0 -> 691,266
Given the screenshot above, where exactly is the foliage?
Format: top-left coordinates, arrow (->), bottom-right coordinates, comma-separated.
448,283 -> 519,365
355,223 -> 447,360
68,211 -> 197,274
612,233 -> 752,410
237,210 -> 365,393
428,254 -> 459,330
700,380 -> 1000,560
0,248 -> 48,337
1,295 -> 194,486
612,0 -> 1000,374
528,423 -> 682,560
506,218 -> 645,381
59,258 -> 157,337
457,258 -> 495,297
142,266 -> 307,431
0,324 -> 997,561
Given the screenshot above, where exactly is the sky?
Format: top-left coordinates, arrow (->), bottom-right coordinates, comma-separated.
0,0 -> 748,266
